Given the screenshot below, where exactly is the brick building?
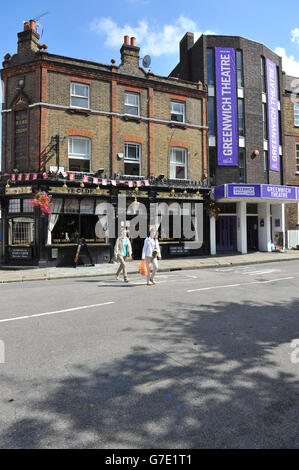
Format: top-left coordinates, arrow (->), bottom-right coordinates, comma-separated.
283,74 -> 299,234
0,21 -> 208,266
171,33 -> 299,254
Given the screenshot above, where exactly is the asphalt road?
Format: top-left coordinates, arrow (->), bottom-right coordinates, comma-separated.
0,260 -> 299,449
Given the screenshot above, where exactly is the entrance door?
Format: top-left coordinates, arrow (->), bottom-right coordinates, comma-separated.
247,216 -> 258,251
216,216 -> 237,252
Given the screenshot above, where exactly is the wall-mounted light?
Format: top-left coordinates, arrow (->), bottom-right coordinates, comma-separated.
251,149 -> 260,159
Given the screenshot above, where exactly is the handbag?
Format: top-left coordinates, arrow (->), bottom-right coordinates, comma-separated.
138,259 -> 148,276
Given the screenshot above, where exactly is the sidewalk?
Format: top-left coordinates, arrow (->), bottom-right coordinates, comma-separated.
1,250 -> 299,283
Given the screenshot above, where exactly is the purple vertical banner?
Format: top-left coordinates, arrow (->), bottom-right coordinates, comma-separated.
215,48 -> 238,166
266,59 -> 280,172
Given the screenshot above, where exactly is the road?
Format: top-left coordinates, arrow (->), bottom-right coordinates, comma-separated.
0,260 -> 299,449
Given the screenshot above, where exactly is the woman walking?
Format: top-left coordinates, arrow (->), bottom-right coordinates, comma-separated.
114,228 -> 132,283
142,227 -> 161,286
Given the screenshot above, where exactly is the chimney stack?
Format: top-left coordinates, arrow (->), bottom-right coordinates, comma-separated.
120,35 -> 140,68
17,19 -> 40,57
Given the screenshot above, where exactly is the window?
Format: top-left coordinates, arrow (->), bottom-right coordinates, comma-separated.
236,50 -> 244,88
171,101 -> 185,123
262,103 -> 268,140
68,136 -> 91,172
209,147 -> 216,185
170,148 -> 187,179
8,217 -> 34,245
264,150 -> 269,184
208,97 -> 215,136
238,99 -> 245,137
9,199 -> 21,213
125,92 -> 140,116
124,143 -> 141,176
296,143 -> 299,173
239,148 -> 246,183
295,103 -> 299,126
8,199 -> 33,214
261,57 -> 266,93
50,198 -> 101,244
70,82 -> 89,109
207,48 -> 215,86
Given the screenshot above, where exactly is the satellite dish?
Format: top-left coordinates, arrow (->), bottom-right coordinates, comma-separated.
142,55 -> 151,68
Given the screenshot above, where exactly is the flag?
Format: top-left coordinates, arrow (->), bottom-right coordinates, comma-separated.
25,174 -> 30,181
136,181 -> 142,187
93,177 -> 99,184
32,173 -> 38,180
102,179 -> 107,186
69,174 -> 75,181
144,180 -> 150,186
111,180 -> 116,186
120,180 -> 125,184
62,172 -> 68,178
17,174 -> 23,181
83,175 -> 89,183
11,174 -> 16,181
43,172 -> 48,179
128,181 -> 134,187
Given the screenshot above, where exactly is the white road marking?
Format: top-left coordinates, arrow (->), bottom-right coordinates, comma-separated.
0,302 -> 115,324
187,277 -> 294,293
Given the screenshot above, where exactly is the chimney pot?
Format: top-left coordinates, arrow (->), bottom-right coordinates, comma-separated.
23,22 -> 30,31
124,35 -> 129,45
131,37 -> 136,47
29,19 -> 36,31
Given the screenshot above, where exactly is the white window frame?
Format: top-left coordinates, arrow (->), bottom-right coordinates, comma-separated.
124,142 -> 141,176
296,142 -> 299,174
170,147 -> 187,179
68,136 -> 91,172
124,92 -> 140,116
70,82 -> 90,109
294,102 -> 299,127
171,100 -> 185,123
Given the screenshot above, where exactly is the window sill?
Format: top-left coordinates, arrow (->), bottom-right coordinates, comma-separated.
169,121 -> 187,129
67,108 -> 91,116
123,115 -> 141,123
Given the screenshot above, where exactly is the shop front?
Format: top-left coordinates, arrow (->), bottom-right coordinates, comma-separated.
210,184 -> 299,255
0,175 -> 209,267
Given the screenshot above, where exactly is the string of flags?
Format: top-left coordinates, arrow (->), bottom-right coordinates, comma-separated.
0,172 -> 151,187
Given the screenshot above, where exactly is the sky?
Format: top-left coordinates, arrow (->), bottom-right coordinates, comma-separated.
1,0 -> 299,164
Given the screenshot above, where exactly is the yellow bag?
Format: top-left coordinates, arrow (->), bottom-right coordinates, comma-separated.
138,259 -> 148,276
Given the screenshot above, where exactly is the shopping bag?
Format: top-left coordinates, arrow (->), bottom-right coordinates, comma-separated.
138,259 -> 148,276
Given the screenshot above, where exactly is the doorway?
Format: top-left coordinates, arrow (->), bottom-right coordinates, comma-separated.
216,216 -> 237,252
247,216 -> 258,251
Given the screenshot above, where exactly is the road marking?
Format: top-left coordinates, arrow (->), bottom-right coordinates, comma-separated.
187,277 -> 294,293
0,301 -> 115,324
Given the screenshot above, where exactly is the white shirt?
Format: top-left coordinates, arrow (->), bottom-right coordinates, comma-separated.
142,237 -> 161,259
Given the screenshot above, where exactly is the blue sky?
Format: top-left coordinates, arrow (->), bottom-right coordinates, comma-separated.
1,0 -> 299,163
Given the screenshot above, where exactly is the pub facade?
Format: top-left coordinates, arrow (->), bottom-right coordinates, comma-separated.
0,20 -> 209,266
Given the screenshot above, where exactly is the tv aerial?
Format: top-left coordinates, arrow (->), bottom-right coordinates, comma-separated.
142,55 -> 151,68
33,11 -> 49,37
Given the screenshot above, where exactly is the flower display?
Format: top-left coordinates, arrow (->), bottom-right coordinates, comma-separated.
205,196 -> 221,219
29,191 -> 53,215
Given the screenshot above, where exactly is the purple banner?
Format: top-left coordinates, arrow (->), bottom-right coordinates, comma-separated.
213,185 -> 225,200
262,185 -> 296,200
215,48 -> 238,166
227,184 -> 261,198
266,59 -> 280,172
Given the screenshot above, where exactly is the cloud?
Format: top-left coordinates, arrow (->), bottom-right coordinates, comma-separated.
90,16 -> 215,57
291,27 -> 299,44
275,47 -> 299,76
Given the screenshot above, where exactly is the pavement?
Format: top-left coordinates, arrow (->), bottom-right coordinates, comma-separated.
1,249 -> 299,283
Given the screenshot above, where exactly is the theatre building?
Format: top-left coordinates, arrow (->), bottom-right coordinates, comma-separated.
0,20 -> 208,266
170,33 -> 299,253
283,74 -> 299,240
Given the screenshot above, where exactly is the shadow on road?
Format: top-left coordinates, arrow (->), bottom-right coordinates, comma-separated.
1,296 -> 299,448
